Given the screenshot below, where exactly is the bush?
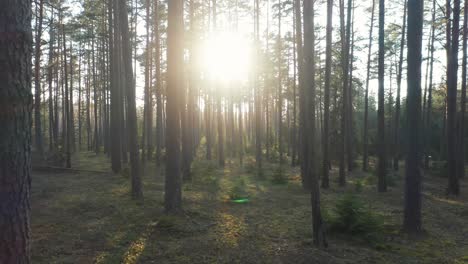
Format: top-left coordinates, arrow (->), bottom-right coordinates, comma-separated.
271,166 -> 288,185
354,179 -> 364,192
328,193 -> 383,242
228,177 -> 249,200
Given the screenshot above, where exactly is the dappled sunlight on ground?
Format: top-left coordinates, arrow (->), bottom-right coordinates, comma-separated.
30,152 -> 468,263
215,212 -> 246,248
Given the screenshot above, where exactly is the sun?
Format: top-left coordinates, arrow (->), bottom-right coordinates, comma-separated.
200,31 -> 252,82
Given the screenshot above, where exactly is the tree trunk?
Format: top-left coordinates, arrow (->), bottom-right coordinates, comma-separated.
425,0 -> 436,169
62,25 -> 71,168
303,0 -> 327,247
377,0 -> 387,192
322,0 -> 333,188
34,0 -> 44,156
110,0 -> 122,173
394,0 -> 407,171
165,0 -> 184,212
0,0 -> 32,262
403,0 -> 423,233
119,0 -> 143,199
456,0 -> 468,179
363,0 -> 375,172
447,0 -> 461,195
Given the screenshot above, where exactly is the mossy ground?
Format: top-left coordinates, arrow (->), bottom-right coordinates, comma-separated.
31,152 -> 468,263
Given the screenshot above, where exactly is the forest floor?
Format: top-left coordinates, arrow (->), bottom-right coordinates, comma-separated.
31,151 -> 468,264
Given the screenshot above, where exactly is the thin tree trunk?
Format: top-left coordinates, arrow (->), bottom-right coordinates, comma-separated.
377,0 -> 387,192
34,0 -> 45,156
322,0 -> 333,188
394,0 -> 407,171
456,0 -> 468,179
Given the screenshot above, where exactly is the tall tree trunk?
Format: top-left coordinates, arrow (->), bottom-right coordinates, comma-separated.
425,0 -> 436,169
119,0 -> 143,199
394,0 -> 407,171
63,25 -> 71,168
255,0 -> 262,177
165,0 -> 184,212
0,1 -> 32,262
295,0 -> 305,183
377,0 -> 387,192
322,0 -> 333,188
34,0 -> 44,156
363,0 -> 375,172
457,0 -> 468,179
339,0 -> 352,186
303,0 -> 327,247
278,0 -> 283,168
48,14 -> 56,151
110,0 -> 122,173
404,0 -> 423,233
447,0 -> 461,195
155,0 -> 163,166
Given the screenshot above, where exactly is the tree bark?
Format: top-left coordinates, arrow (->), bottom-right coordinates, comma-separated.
165,0 -> 184,211
34,0 -> 44,156
119,0 -> 143,199
0,0 -> 33,261
394,0 -> 407,171
404,0 -> 423,233
377,0 -> 387,192
447,0 -> 461,195
303,0 -> 327,247
363,0 -> 375,172
322,0 -> 333,188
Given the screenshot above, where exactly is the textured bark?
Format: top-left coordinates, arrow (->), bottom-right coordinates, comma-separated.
447,0 -> 461,195
165,0 -> 183,212
322,0 -> 333,188
119,0 -> 143,199
377,0 -> 387,192
0,0 -> 32,262
303,0 -> 327,247
404,0 -> 423,233
362,0 -> 375,172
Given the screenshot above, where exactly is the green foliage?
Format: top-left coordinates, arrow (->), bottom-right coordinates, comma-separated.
228,177 -> 249,200
354,179 -> 364,193
157,215 -> 178,229
271,166 -> 288,185
328,194 -> 384,242
121,166 -> 130,178
364,174 -> 377,185
387,171 -> 400,187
